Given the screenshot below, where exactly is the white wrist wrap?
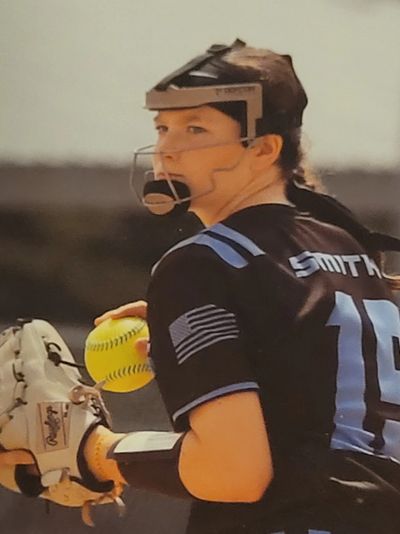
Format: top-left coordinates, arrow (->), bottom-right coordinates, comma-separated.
109,431 -> 183,459
107,431 -> 192,499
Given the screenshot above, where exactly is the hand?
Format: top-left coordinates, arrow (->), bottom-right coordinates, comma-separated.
94,300 -> 148,326
94,301 -> 150,357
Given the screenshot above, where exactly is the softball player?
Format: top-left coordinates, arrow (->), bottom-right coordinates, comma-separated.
86,39 -> 400,533
6,39 -> 400,533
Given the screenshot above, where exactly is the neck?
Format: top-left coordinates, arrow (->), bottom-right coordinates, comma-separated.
194,170 -> 291,227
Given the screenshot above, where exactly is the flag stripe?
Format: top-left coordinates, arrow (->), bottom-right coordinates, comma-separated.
186,315 -> 236,330
178,334 -> 240,364
186,306 -> 236,323
186,305 -> 235,318
175,323 -> 239,352
176,328 -> 240,360
186,303 -> 219,317
188,311 -> 236,324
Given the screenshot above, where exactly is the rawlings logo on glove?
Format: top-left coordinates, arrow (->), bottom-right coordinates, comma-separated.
0,318 -> 125,526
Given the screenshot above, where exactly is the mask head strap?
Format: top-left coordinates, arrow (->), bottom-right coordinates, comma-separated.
155,39 -> 246,91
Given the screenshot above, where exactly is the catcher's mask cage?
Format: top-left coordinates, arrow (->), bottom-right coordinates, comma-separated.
130,136 -> 257,217
130,38 -> 307,217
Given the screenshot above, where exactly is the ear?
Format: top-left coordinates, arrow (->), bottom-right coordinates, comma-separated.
250,134 -> 283,173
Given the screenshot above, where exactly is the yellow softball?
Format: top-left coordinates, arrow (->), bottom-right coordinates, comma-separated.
84,317 -> 154,393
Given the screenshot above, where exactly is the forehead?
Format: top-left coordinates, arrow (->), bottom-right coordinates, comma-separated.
153,105 -> 227,124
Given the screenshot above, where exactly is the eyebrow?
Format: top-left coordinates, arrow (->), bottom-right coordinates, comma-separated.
182,113 -> 204,123
153,111 -> 205,124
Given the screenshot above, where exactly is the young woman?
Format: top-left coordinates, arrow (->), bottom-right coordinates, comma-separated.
5,39 -> 400,534
85,39 -> 400,533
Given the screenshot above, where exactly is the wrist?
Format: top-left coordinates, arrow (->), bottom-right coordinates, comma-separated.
84,425 -> 127,486
108,431 -> 193,499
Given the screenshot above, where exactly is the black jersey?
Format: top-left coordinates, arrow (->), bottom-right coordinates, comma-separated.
146,204 -> 400,534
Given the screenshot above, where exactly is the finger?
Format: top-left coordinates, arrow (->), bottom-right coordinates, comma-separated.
135,337 -> 150,357
94,309 -> 118,326
94,301 -> 148,326
0,450 -> 35,466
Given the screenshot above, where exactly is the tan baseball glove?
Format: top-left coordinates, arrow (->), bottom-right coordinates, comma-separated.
0,318 -> 125,526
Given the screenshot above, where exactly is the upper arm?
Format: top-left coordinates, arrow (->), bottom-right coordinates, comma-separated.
188,390 -> 270,457
180,390 -> 273,500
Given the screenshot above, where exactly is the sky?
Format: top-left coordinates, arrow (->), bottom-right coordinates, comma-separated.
1,0 -> 400,169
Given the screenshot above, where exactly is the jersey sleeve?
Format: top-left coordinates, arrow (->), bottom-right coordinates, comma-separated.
146,246 -> 259,432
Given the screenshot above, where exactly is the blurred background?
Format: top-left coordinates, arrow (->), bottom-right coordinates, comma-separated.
1,0 -> 400,532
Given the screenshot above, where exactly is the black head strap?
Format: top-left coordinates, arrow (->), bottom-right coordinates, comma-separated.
155,39 -> 246,90
369,232 -> 400,253
287,178 -> 400,254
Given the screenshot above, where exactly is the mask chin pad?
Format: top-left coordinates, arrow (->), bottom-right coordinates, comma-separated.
143,180 -> 191,217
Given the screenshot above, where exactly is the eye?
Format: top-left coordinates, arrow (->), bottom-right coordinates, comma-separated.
155,125 -> 168,134
187,125 -> 207,134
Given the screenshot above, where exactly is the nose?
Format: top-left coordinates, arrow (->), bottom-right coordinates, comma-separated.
154,132 -> 183,170
152,153 -> 177,182
153,150 -> 178,175
156,128 -> 187,156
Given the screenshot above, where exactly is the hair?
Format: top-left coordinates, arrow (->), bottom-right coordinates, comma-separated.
223,46 -> 400,291
222,46 -> 318,184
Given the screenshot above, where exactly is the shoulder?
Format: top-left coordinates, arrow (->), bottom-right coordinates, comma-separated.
151,222 -> 267,279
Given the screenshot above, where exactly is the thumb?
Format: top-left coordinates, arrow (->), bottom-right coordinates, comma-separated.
135,337 -> 150,357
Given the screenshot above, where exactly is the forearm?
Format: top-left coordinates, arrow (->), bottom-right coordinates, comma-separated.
84,426 -> 214,501
84,426 -> 192,499
84,421 -> 270,503
115,429 -> 265,501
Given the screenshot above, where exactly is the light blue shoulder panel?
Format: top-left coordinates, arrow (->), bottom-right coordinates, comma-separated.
207,223 -> 266,257
151,232 -> 248,275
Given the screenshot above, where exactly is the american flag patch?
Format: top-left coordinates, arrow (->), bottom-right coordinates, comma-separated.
168,304 -> 239,364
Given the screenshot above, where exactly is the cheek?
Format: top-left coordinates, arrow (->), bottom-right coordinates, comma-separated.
197,145 -> 245,170
180,151 -> 214,176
